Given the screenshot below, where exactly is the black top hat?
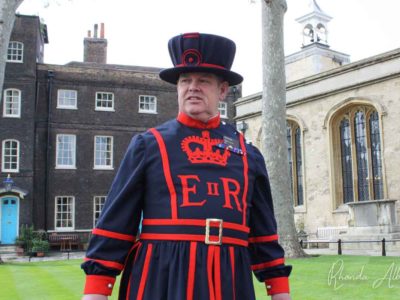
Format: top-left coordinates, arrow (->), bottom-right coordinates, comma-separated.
159,32 -> 243,86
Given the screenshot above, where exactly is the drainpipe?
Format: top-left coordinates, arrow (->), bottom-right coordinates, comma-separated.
44,70 -> 54,231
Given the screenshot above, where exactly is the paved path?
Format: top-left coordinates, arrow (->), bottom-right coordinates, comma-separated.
1,251 -> 85,262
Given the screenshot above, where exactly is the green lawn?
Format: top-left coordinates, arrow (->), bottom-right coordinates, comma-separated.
1,255 -> 399,299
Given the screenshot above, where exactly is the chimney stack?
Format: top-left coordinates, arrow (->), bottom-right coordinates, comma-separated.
83,23 -> 107,64
100,23 -> 105,39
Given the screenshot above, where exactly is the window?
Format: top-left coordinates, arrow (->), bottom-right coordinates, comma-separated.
95,92 -> 114,111
94,136 -> 113,169
7,41 -> 23,62
56,134 -> 76,169
1,139 -> 19,172
57,89 -> 77,109
332,105 -> 384,205
139,95 -> 157,113
218,102 -> 228,118
93,196 -> 107,227
55,196 -> 74,230
287,121 -> 304,206
3,89 -> 21,117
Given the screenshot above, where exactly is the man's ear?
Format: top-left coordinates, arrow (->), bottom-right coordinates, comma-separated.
219,81 -> 230,100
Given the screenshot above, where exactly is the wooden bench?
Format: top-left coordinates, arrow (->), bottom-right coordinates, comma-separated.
306,226 -> 348,248
48,233 -> 81,251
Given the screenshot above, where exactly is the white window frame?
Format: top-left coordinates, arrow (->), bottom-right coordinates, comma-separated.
57,89 -> 77,109
138,95 -> 157,114
55,196 -> 75,231
3,89 -> 21,118
6,41 -> 24,63
94,136 -> 113,170
93,196 -> 107,227
218,101 -> 228,119
1,139 -> 20,173
95,92 -> 114,111
56,134 -> 76,169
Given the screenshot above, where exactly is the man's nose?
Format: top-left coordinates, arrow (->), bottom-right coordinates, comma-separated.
188,80 -> 200,91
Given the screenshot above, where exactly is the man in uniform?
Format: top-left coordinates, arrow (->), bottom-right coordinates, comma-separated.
82,32 -> 291,300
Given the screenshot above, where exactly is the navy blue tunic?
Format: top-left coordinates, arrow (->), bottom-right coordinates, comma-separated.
82,113 -> 291,299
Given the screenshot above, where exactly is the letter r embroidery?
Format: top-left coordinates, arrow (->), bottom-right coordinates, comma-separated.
220,177 -> 242,212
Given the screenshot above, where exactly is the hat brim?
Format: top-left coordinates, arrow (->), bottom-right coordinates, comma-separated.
159,66 -> 243,86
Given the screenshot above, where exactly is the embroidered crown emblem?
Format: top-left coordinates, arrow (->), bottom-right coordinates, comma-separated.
181,131 -> 230,166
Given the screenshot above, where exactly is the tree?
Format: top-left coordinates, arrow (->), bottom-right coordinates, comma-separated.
260,0 -> 306,257
0,0 -> 24,96
0,0 -> 24,264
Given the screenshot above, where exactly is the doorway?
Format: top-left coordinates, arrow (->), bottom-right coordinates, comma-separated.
1,197 -> 19,244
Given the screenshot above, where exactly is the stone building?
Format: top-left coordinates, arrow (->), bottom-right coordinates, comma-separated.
235,1 -> 400,246
0,15 -> 240,245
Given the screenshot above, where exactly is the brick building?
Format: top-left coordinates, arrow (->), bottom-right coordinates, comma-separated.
0,15 -> 241,244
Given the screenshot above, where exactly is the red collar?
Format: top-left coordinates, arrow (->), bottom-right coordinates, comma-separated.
177,112 -> 220,129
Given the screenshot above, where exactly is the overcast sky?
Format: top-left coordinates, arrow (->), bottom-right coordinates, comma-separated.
17,0 -> 400,96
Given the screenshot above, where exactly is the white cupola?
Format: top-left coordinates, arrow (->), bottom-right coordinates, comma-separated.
296,0 -> 332,47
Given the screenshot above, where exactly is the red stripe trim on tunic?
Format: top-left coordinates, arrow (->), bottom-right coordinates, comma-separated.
142,218 -> 250,233
139,233 -> 248,247
92,228 -> 135,242
207,246 -> 216,300
214,246 -> 222,300
84,257 -> 124,271
186,242 -> 197,300
137,244 -> 153,300
251,258 -> 285,271
239,133 -> 248,226
123,242 -> 140,266
248,234 -> 279,243
229,247 -> 236,300
127,242 -> 143,300
149,128 -> 178,219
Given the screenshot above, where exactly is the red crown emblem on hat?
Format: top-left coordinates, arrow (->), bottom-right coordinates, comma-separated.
181,131 -> 230,166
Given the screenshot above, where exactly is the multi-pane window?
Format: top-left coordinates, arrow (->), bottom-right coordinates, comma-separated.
1,139 -> 19,172
287,121 -> 304,206
55,196 -> 74,230
95,92 -> 114,111
93,196 -> 107,227
94,136 -> 113,169
138,95 -> 157,113
57,89 -> 77,109
3,89 -> 21,117
218,102 -> 228,118
7,41 -> 23,62
56,134 -> 76,168
334,106 -> 384,205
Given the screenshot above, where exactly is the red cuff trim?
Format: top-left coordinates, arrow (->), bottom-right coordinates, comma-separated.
84,275 -> 116,296
251,258 -> 285,271
265,277 -> 290,295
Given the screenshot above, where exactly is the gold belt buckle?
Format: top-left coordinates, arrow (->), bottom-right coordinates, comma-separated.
205,218 -> 223,245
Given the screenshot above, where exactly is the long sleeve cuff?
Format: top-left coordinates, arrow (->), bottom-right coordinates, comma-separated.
265,276 -> 290,295
84,275 -> 116,296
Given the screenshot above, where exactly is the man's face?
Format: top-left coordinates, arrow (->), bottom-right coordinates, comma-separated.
177,72 -> 229,122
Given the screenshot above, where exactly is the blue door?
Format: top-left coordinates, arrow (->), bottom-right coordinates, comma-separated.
1,197 -> 18,244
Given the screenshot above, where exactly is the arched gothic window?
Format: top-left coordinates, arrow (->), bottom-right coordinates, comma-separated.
287,121 -> 304,206
333,106 -> 384,205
